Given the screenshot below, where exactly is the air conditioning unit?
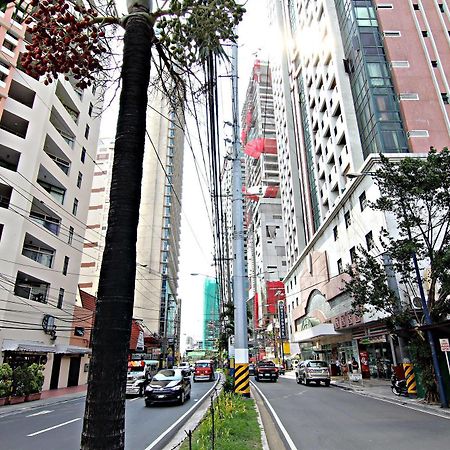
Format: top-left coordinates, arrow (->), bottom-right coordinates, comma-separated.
411,297 -> 423,310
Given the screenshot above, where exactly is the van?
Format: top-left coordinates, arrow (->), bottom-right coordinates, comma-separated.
193,360 -> 215,382
126,359 -> 159,396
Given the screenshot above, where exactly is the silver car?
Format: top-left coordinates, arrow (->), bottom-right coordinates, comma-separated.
296,360 -> 330,386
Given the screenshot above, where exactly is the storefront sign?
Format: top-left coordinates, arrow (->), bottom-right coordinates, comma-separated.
333,312 -> 363,330
360,335 -> 386,345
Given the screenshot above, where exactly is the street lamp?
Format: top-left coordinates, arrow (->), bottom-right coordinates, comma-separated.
347,171 -> 448,408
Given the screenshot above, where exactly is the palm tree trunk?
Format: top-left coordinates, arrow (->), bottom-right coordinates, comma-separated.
81,9 -> 153,450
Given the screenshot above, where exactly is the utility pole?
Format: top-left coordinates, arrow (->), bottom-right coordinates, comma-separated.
230,38 -> 249,396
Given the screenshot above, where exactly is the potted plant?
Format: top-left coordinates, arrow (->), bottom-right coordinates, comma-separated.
0,363 -> 13,406
25,364 -> 44,401
10,365 -> 28,404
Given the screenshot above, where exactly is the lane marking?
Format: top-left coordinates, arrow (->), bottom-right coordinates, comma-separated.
129,397 -> 141,402
27,418 -> 81,436
26,410 -> 53,417
251,381 -> 298,450
144,378 -> 219,450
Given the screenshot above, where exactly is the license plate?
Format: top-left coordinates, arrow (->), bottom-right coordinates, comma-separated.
157,395 -> 165,398
263,374 -> 270,377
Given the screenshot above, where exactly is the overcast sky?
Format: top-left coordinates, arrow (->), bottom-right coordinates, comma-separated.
177,0 -> 271,347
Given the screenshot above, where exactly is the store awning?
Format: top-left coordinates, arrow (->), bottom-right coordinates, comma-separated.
2,339 -> 56,354
293,323 -> 344,343
55,345 -> 92,355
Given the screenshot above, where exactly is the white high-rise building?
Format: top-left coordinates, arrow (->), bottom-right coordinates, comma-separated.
80,92 -> 185,360
0,3 -> 101,390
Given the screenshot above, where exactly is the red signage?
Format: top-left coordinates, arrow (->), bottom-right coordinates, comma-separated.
266,281 -> 285,315
333,311 -> 363,330
359,351 -> 370,377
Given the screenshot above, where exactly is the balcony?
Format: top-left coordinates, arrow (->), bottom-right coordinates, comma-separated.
49,108 -> 76,150
0,144 -> 20,172
56,81 -> 80,124
0,110 -> 29,139
14,271 -> 49,304
29,199 -> 61,235
0,183 -> 12,208
22,233 -> 56,268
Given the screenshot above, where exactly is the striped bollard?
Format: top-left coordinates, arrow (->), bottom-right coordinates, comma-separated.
402,363 -> 417,395
234,363 -> 250,397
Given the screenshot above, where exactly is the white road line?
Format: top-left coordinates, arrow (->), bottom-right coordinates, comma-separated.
251,381 -> 298,450
26,410 -> 53,417
27,418 -> 81,437
143,381 -> 219,450
129,397 -> 141,402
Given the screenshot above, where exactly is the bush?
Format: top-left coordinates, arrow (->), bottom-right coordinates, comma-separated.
28,364 -> 45,394
12,365 -> 29,397
223,375 -> 234,393
0,363 -> 13,398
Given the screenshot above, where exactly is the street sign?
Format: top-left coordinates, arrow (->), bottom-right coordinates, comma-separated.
278,300 -> 287,339
439,338 -> 450,352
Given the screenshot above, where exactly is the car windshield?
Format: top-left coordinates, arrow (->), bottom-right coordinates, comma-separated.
196,363 -> 211,368
258,361 -> 275,367
307,361 -> 328,367
153,370 -> 181,381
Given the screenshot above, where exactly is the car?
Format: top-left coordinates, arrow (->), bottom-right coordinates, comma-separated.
144,368 -> 191,406
193,360 -> 215,382
178,361 -> 192,373
255,360 -> 278,382
249,363 -> 255,376
296,360 -> 330,386
276,364 -> 285,375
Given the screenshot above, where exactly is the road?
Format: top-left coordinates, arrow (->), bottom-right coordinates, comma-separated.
253,376 -> 450,450
0,378 -> 216,450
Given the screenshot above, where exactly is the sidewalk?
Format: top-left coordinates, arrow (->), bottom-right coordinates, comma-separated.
0,384 -> 87,418
281,371 -> 450,418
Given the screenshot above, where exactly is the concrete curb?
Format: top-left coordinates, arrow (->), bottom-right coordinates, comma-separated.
253,391 -> 270,450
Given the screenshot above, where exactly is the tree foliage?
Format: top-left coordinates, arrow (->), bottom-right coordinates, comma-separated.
345,149 -> 450,325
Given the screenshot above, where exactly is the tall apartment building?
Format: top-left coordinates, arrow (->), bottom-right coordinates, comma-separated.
202,277 -> 220,351
268,0 -> 450,371
0,3 -> 101,389
80,91 -> 185,361
241,60 -> 288,362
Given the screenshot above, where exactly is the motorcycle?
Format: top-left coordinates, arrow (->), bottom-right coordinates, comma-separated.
391,374 -> 408,396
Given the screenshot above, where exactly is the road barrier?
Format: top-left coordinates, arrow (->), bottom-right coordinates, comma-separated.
403,363 -> 417,395
234,363 -> 250,396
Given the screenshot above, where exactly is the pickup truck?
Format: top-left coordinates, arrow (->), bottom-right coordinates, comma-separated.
255,360 -> 278,382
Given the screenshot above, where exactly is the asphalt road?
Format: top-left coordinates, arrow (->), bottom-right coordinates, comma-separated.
0,377 -> 216,450
253,376 -> 450,450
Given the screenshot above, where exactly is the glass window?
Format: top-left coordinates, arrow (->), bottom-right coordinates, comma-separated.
57,288 -> 64,309
72,198 -> 78,215
68,226 -> 74,245
63,256 -> 69,275
81,148 -> 86,163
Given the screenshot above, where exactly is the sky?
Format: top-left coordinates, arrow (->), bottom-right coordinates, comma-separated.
100,0 -> 272,347
177,0 -> 271,347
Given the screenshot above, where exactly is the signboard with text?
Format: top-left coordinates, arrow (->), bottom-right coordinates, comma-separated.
440,338 -> 450,352
278,300 -> 287,340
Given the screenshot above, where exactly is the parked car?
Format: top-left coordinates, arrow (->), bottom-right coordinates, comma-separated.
193,360 -> 215,382
255,360 -> 278,382
296,360 -> 330,386
145,369 -> 191,406
249,363 -> 255,376
276,364 -> 285,375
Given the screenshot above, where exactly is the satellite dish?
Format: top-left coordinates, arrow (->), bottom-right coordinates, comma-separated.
411,297 -> 423,310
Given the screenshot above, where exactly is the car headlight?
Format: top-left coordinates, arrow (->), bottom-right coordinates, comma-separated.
172,384 -> 183,391
145,386 -> 153,392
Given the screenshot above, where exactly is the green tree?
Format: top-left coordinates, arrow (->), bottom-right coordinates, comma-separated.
345,149 -> 450,402
23,1 -> 244,448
